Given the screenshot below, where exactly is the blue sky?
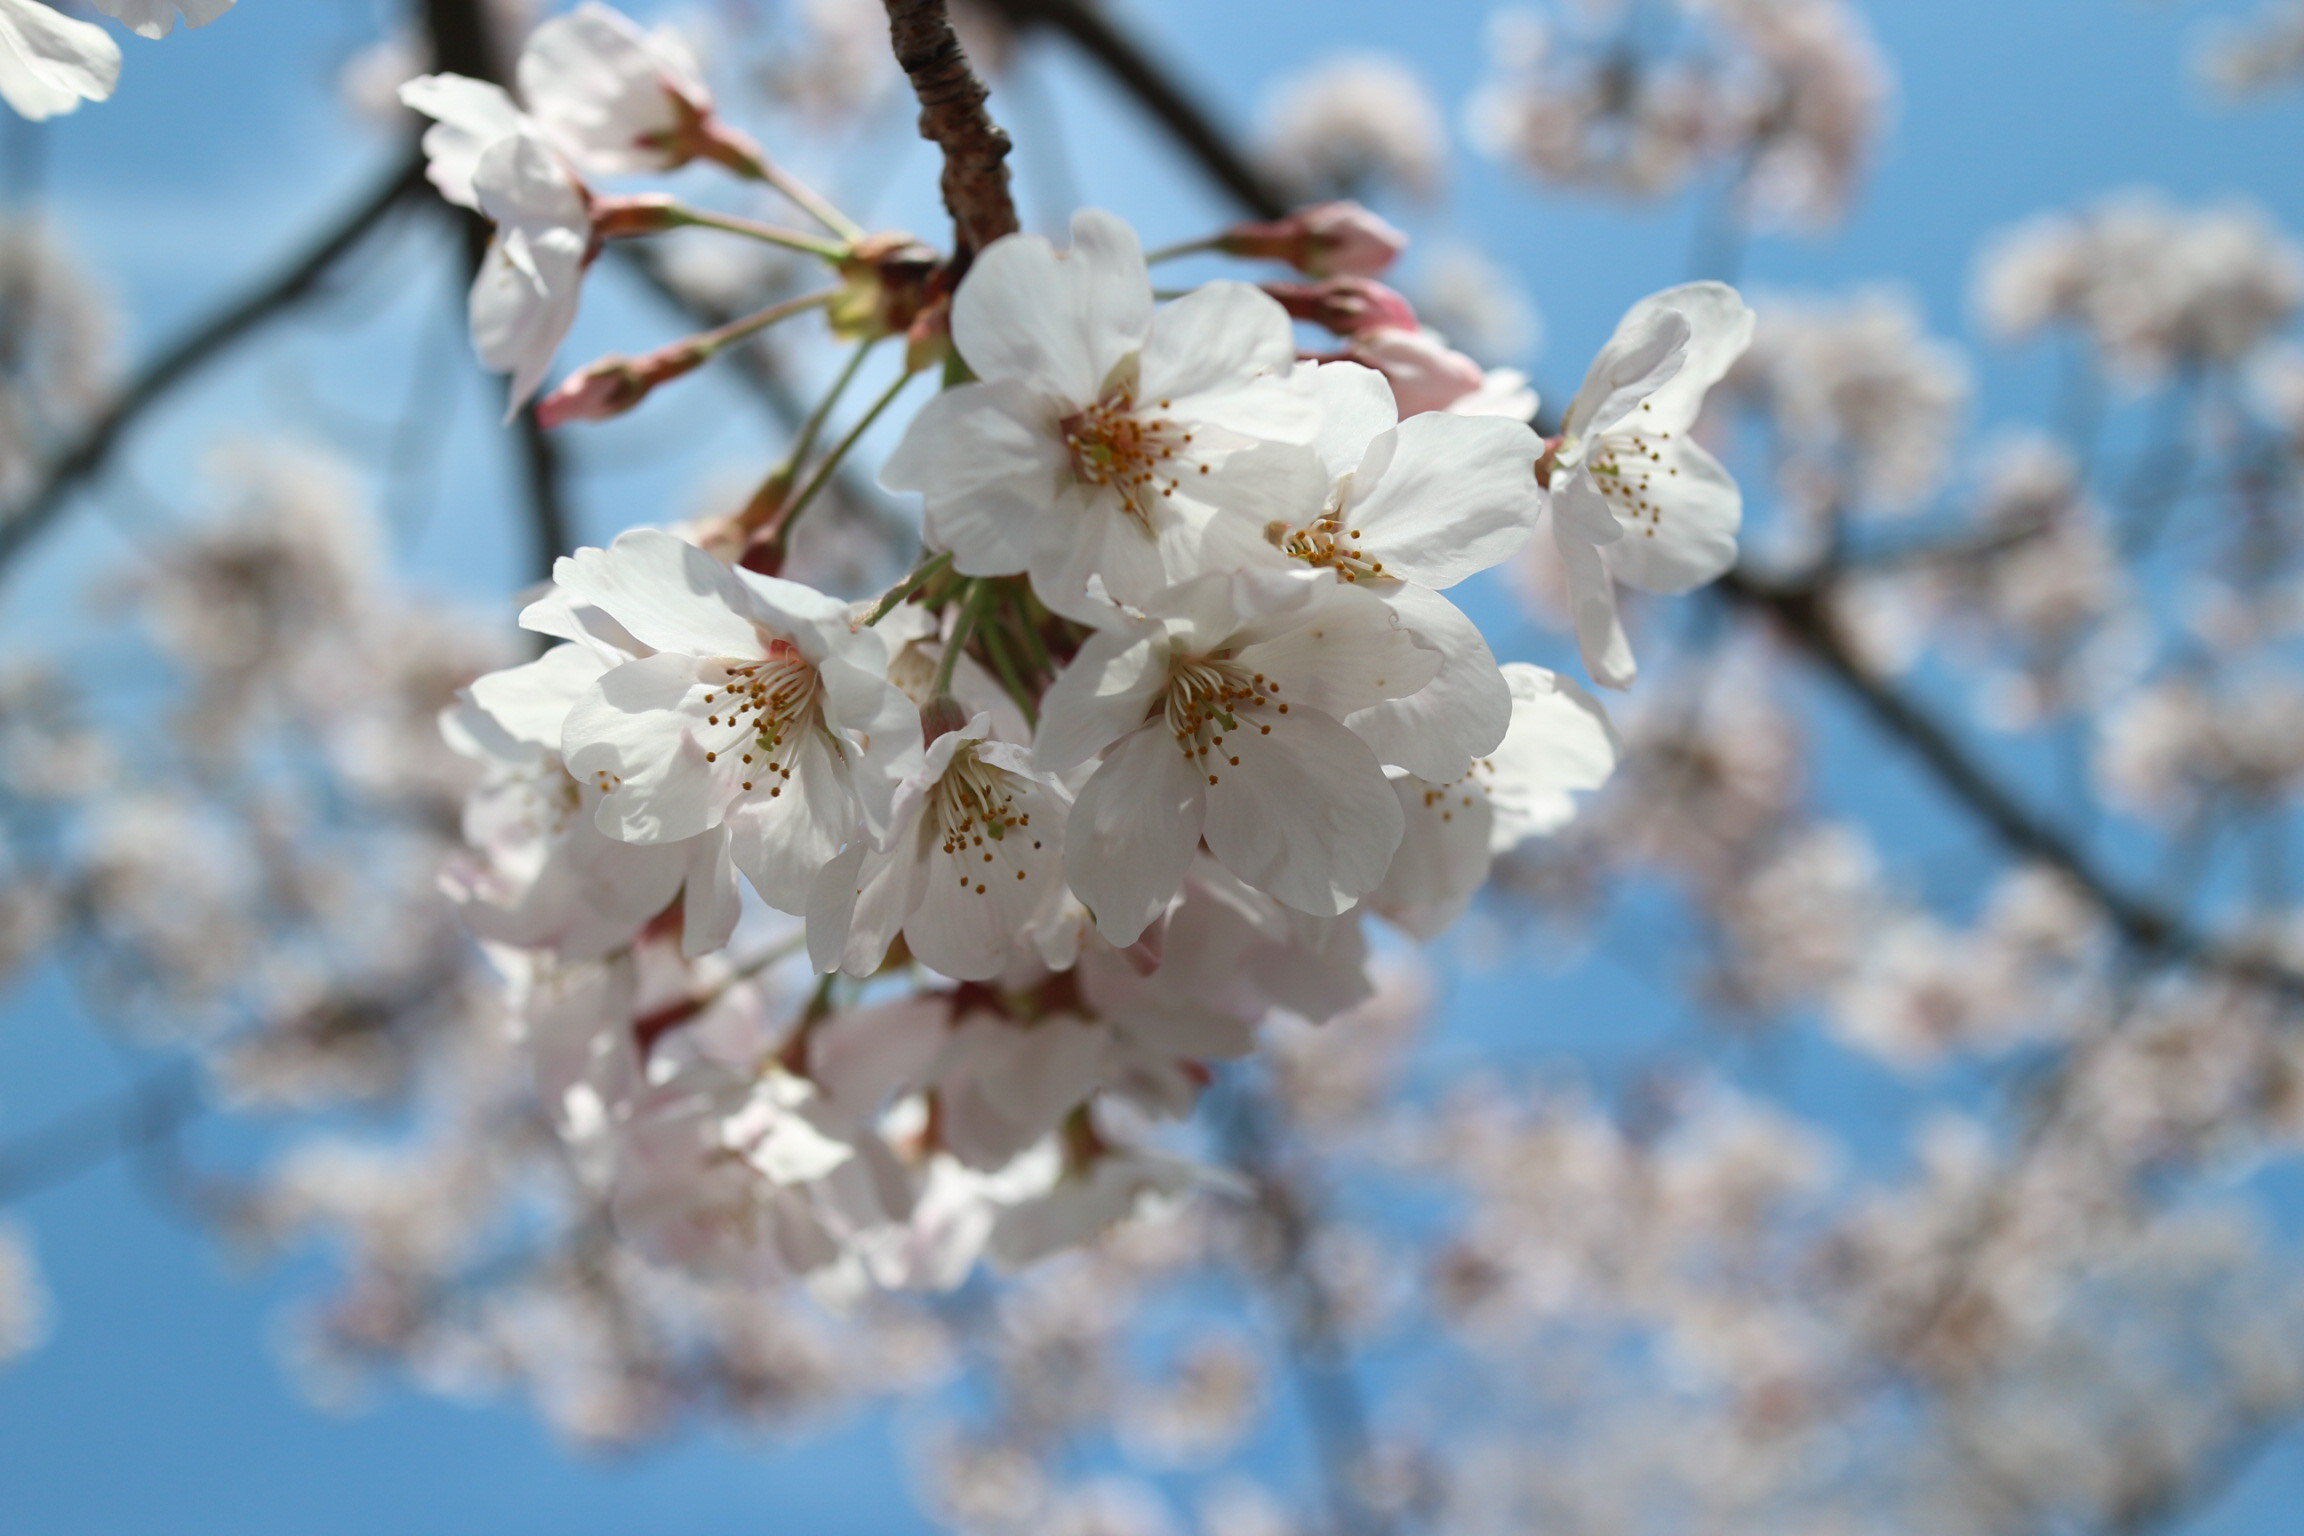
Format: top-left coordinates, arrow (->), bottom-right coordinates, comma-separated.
6,0 -> 2304,1531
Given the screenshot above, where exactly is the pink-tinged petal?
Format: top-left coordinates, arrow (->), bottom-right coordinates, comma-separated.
1066,727 -> 1206,946
1345,583 -> 1510,781
678,827 -> 743,956
1034,627 -> 1168,774
553,530 -> 762,659
564,651 -> 737,843
1343,411 -> 1542,588
1369,771 -> 1493,940
1231,577 -> 1438,721
399,74 -> 522,208
879,381 -> 1066,578
0,0 -> 121,122
1563,303 -> 1689,444
907,769 -> 1066,981
808,994 -> 948,1125
952,209 -> 1149,402
1484,663 -> 1620,851
1553,518 -> 1637,689
1138,281 -> 1298,402
1592,436 -> 1742,595
724,727 -> 857,912
1200,703 -> 1402,916
1621,281 -> 1754,434
449,776 -> 690,959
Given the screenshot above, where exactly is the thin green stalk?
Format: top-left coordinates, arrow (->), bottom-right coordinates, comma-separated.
866,549 -> 953,626
666,205 -> 850,261
933,581 -> 990,699
1143,234 -> 1225,265
977,612 -> 1039,728
758,162 -> 867,245
689,287 -> 837,358
773,363 -> 923,554
785,340 -> 876,474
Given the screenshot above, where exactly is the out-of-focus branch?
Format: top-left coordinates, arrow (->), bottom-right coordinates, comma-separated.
980,0 -> 1290,220
882,0 -> 1020,263
0,152 -> 429,577
1719,567 -> 2304,1002
0,1065 -> 202,1205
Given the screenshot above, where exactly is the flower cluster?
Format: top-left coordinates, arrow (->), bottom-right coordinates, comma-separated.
400,7 -> 1754,1283
0,0 -> 231,120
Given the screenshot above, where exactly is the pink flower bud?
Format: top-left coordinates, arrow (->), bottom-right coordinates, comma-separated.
1265,277 -> 1422,337
537,358 -> 649,428
1220,200 -> 1409,279
1349,326 -> 1488,416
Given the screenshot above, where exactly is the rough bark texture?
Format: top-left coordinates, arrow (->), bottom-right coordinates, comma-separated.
882,0 -> 1020,264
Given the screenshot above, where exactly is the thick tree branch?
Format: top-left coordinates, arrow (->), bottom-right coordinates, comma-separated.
882,0 -> 1020,263
1719,568 -> 2304,1002
981,0 -> 1290,219
0,152 -> 428,577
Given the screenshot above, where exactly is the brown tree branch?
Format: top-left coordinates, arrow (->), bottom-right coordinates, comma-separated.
0,152 -> 429,577
882,0 -> 1020,264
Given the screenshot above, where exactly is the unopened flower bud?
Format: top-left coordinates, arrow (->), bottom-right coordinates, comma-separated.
1265,276 -> 1422,337
536,339 -> 710,427
919,694 -> 971,746
1349,325 -> 1488,416
1220,200 -> 1409,278
588,193 -> 684,241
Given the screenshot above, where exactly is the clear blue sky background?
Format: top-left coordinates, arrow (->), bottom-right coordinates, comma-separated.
5,0 -> 2304,1531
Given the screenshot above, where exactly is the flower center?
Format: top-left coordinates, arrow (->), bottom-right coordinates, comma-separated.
1161,655 -> 1285,787
1588,426 -> 1677,535
1061,388 -> 1195,532
1265,503 -> 1388,584
698,639 -> 825,797
931,748 -> 1029,852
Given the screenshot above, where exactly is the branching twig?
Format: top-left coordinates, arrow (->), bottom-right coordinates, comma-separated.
882,0 -> 1021,263
981,0 -> 1290,219
0,152 -> 429,577
0,1065 -> 203,1205
1718,567 -> 2304,1002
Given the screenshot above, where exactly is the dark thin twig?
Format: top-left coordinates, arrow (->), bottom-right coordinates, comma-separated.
1717,567 -> 2304,1002
981,0 -> 1290,220
882,0 -> 1020,263
0,152 -> 429,577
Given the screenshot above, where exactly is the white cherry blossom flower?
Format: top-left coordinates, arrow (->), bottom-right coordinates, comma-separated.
519,2 -> 715,177
807,712 -> 1070,982
85,0 -> 231,40
400,73 -> 528,210
1034,566 -> 1438,945
881,208 -> 1316,622
470,129 -> 595,419
443,638 -> 741,961
549,530 -> 922,917
1549,280 -> 1755,687
1371,664 -> 1619,937
0,0 -> 120,121
1208,361 -> 1542,781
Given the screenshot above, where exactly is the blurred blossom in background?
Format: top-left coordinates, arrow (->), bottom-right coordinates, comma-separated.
7,2 -> 2304,1534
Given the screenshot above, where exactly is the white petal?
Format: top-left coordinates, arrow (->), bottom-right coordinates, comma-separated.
564,652 -> 736,844
1304,361 -> 1402,478
399,73 -> 522,208
0,0 -> 120,121
724,728 -> 858,912
1370,771 -> 1493,939
951,208 -> 1148,402
1484,664 -> 1620,851
1346,584 -> 1510,781
553,530 -> 763,659
86,0 -> 231,39
879,381 -> 1065,578
1553,518 -> 1637,690
1200,705 -> 1403,917
468,642 -> 611,750
678,828 -> 743,955
1138,281 -> 1299,403
1563,302 -> 1689,444
1231,576 -> 1439,721
1065,727 -> 1206,946
1343,412 -> 1542,588
1034,626 -> 1168,774
1592,436 -> 1741,595
1621,281 -> 1754,434
808,995 -> 948,1124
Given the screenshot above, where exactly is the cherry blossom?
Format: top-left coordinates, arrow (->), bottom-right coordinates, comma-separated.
547,530 -> 922,916
518,2 -> 718,177
1547,280 -> 1755,687
1034,566 -> 1437,944
0,0 -> 120,121
85,0 -> 231,40
881,209 -> 1316,622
